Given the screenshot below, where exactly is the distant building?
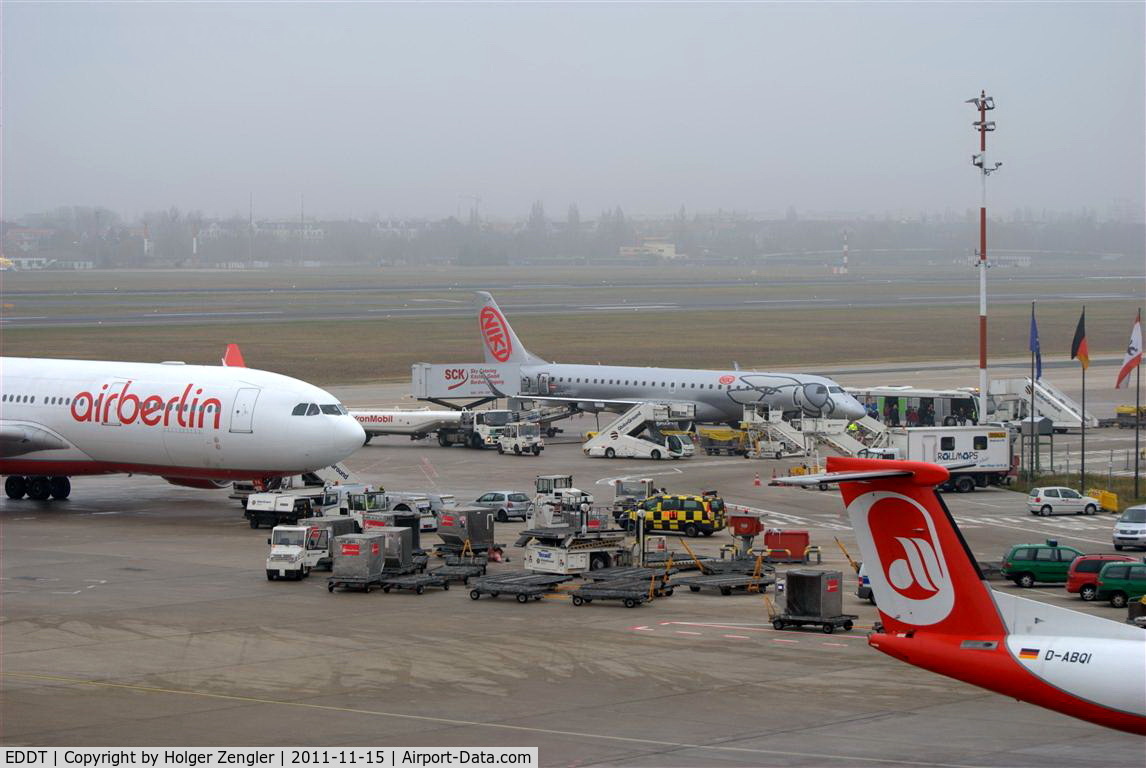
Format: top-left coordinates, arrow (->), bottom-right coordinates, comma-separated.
618,238 -> 679,261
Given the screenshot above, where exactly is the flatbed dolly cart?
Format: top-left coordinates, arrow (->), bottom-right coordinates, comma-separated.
770,613 -> 857,634
570,579 -> 662,608
428,563 -> 486,585
328,575 -> 383,593
468,571 -> 573,603
380,572 -> 451,594
582,566 -> 677,582
673,572 -> 776,596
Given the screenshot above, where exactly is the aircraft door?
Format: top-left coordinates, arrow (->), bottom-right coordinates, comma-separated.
230,388 -> 260,433
538,373 -> 552,395
100,379 -> 130,425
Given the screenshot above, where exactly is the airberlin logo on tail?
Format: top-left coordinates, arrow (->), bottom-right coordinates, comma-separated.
847,490 -> 955,625
70,381 -> 223,430
479,306 -> 512,363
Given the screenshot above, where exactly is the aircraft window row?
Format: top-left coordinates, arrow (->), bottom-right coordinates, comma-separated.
552,377 -> 731,390
291,402 -> 346,416
3,394 -> 39,403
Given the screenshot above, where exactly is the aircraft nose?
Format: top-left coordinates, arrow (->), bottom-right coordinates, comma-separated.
841,396 -> 867,421
333,417 -> 367,457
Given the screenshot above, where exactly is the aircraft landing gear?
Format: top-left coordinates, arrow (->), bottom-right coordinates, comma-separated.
4,475 -> 72,500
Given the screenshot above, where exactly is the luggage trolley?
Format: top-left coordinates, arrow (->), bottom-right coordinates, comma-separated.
468,571 -> 573,603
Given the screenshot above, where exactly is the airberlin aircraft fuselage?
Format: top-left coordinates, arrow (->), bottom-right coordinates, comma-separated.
1,357 -> 365,500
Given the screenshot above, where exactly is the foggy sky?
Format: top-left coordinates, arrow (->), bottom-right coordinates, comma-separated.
3,2 -> 1144,221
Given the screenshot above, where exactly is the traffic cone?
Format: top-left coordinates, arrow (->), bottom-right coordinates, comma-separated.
753,472 -> 761,487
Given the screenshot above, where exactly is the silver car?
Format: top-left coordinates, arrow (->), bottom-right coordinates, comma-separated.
473,491 -> 533,522
1113,505 -> 1146,551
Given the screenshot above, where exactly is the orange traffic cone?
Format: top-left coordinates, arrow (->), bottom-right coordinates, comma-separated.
753,472 -> 762,487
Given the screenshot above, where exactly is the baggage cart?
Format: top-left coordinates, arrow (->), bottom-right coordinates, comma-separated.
569,579 -> 660,608
467,571 -> 573,603
582,566 -> 677,582
380,572 -> 451,594
327,533 -> 385,592
772,569 -> 857,633
428,564 -> 486,585
673,572 -> 776,596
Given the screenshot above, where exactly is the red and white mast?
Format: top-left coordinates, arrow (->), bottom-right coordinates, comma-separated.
968,91 -> 1001,423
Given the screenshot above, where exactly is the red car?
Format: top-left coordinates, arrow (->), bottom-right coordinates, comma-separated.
1066,553 -> 1135,601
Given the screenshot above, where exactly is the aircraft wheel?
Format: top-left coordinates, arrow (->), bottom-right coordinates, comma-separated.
5,475 -> 27,500
26,476 -> 51,501
605,448 -> 616,459
48,476 -> 71,500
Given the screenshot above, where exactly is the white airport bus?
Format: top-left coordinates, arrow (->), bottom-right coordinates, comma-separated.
846,386 -> 981,428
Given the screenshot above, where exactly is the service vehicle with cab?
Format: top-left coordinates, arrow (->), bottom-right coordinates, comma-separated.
1065,553 -> 1135,601
627,491 -> 727,538
1001,539 -> 1084,587
1026,486 -> 1100,516
1095,560 -> 1146,608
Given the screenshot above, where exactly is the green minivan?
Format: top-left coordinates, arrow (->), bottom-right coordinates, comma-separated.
1001,540 -> 1084,587
1095,561 -> 1146,608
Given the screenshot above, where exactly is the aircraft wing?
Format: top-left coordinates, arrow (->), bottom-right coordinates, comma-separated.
0,422 -> 70,457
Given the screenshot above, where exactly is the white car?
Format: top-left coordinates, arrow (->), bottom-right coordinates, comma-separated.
1113,505 -> 1146,551
1026,486 -> 1100,516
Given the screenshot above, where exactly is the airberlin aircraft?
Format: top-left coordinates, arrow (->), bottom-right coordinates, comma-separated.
0,349 -> 365,501
473,292 -> 866,423
779,457 -> 1146,735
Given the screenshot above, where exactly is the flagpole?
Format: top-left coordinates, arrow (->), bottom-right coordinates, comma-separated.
1081,363 -> 1086,490
1136,360 -> 1140,498
1029,312 -> 1036,480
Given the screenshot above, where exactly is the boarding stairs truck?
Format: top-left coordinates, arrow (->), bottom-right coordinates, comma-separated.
740,406 -> 807,459
583,403 -> 696,460
989,377 -> 1097,432
517,475 -> 630,575
802,418 -> 870,457
858,425 -> 1016,493
265,518 -> 356,580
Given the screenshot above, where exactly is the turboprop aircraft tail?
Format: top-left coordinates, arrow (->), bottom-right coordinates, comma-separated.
474,292 -> 546,365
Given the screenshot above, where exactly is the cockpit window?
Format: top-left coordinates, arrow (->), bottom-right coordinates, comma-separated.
306,403 -> 320,416
829,386 -> 843,393
320,404 -> 348,415
291,403 -> 308,416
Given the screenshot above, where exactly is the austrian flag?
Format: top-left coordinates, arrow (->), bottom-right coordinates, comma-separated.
1116,309 -> 1143,389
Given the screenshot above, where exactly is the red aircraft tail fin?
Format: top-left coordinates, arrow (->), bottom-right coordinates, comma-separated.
827,456 -> 1006,637
221,343 -> 247,368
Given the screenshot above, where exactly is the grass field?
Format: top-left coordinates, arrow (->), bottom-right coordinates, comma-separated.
3,298 -> 1140,385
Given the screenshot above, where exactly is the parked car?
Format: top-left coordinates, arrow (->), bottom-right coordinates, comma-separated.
1113,504 -> 1146,551
1026,486 -> 1099,516
1001,540 -> 1084,587
473,490 -> 533,522
1095,560 -> 1146,608
1065,554 -> 1135,601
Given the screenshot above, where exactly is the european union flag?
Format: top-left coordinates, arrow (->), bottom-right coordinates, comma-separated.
1029,303 -> 1042,380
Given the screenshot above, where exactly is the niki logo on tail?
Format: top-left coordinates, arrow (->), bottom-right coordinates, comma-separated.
479,306 -> 513,363
776,457 -> 1146,736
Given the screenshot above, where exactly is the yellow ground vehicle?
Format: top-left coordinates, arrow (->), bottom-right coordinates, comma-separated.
626,492 -> 726,538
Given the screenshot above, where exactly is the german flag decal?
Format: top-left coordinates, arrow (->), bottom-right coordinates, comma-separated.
1019,648 -> 1040,660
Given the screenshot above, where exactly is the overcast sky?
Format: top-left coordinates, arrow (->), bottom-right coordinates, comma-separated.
3,2 -> 1143,221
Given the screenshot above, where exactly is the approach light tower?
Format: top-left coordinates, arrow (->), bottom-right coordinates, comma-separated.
967,91 -> 1001,424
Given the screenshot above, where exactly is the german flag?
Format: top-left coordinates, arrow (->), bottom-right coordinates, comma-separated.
1019,648 -> 1040,660
1071,308 -> 1090,370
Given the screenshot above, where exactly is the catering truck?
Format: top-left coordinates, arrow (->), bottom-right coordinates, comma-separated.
858,425 -> 1015,493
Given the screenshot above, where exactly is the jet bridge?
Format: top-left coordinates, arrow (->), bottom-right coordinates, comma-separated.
583,403 -> 696,460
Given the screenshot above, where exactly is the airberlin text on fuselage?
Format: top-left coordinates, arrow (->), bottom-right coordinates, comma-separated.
69,381 -> 223,430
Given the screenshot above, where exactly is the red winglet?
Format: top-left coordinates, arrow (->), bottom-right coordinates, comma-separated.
222,343 -> 247,368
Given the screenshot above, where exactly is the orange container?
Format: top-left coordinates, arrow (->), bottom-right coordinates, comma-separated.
764,529 -> 810,563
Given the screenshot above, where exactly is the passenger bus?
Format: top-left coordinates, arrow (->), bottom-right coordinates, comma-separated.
845,386 -> 980,428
